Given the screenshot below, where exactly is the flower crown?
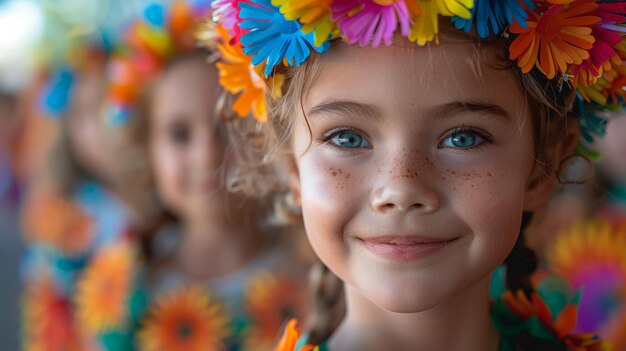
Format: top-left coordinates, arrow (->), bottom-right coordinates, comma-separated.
202,0 -> 626,158
105,0 -> 211,125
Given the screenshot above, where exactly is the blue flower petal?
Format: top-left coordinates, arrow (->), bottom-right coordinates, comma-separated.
452,0 -> 535,38
238,0 -> 329,76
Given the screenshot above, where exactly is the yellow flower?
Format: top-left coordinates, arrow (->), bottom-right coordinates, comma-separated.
272,0 -> 339,47
547,219 -> 626,282
410,0 -> 474,45
138,286 -> 230,351
75,240 -> 136,333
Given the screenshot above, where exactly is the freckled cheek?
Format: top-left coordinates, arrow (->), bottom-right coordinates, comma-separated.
447,171 -> 526,247
297,155 -> 367,264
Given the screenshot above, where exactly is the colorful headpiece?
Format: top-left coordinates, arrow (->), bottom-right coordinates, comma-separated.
203,0 -> 626,156
105,0 -> 211,125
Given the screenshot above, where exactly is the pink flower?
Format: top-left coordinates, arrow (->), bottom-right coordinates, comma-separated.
331,0 -> 415,47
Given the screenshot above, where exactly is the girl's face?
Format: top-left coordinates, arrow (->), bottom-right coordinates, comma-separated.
150,58 -> 225,219
290,41 -> 554,313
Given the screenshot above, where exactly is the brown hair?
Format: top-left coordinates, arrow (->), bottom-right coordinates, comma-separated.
231,25 -> 579,345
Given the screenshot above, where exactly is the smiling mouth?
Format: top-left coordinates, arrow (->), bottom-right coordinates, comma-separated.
356,236 -> 457,261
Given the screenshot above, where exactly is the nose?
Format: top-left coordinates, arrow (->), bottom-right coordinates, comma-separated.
370,172 -> 440,214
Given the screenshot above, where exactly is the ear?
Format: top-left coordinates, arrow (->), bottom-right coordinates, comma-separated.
523,121 -> 580,211
286,155 -> 301,204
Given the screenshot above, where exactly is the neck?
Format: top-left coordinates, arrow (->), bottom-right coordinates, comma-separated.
330,274 -> 499,351
177,207 -> 267,280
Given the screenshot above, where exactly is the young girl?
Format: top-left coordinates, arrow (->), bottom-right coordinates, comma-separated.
20,44 -> 159,350
89,2 -> 311,350
206,0 -> 626,350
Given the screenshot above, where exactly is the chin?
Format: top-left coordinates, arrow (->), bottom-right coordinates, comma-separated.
356,277 -> 457,314
376,292 -> 446,314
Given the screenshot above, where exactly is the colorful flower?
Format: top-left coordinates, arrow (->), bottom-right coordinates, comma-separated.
329,0 -> 417,47
75,240 -> 136,333
274,319 -> 318,351
410,0 -> 474,45
238,0 -> 330,76
452,0 -> 535,38
22,276 -> 81,351
509,1 -> 600,79
212,0 -> 247,43
491,268 -> 612,351
572,4 -> 626,86
272,0 -> 338,47
546,219 -> 626,333
22,189 -> 93,256
243,272 -> 307,350
215,25 -> 284,121
138,286 -> 230,351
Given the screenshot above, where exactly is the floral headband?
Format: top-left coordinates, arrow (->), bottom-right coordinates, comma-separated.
201,0 -> 626,158
105,0 -> 211,125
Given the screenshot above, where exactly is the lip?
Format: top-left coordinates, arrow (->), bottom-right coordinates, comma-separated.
357,235 -> 457,262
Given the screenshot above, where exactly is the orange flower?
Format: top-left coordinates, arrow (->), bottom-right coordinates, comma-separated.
23,276 -> 81,351
75,240 -> 136,333
215,26 -> 284,122
502,290 -> 578,339
273,319 -> 317,351
509,1 -> 600,79
22,189 -> 93,256
138,286 -> 230,351
243,273 -> 307,350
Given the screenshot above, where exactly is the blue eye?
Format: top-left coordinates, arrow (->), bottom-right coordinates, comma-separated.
330,131 -> 371,149
441,130 -> 485,149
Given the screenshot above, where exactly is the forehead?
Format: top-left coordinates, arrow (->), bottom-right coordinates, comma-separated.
306,39 -> 526,120
154,58 -> 220,114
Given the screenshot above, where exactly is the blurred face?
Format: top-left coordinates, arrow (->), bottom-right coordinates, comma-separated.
596,112 -> 626,185
150,57 -> 225,219
290,41 -> 549,313
67,68 -> 123,183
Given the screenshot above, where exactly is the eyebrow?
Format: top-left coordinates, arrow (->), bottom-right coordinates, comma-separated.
308,99 -> 382,120
307,99 -> 511,123
426,101 -> 511,123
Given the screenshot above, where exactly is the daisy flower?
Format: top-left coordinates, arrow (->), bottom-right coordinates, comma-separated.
138,286 -> 230,351
330,0 -> 416,47
452,0 -> 535,38
238,0 -> 330,76
572,4 -> 626,86
509,0 -> 600,79
546,219 -> 626,333
215,25 -> 284,121
272,0 -> 338,46
75,240 -> 136,333
212,0 -> 246,43
410,0 -> 474,45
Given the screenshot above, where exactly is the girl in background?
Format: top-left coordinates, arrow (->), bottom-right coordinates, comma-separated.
21,44 -> 158,350
74,2 -> 311,350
